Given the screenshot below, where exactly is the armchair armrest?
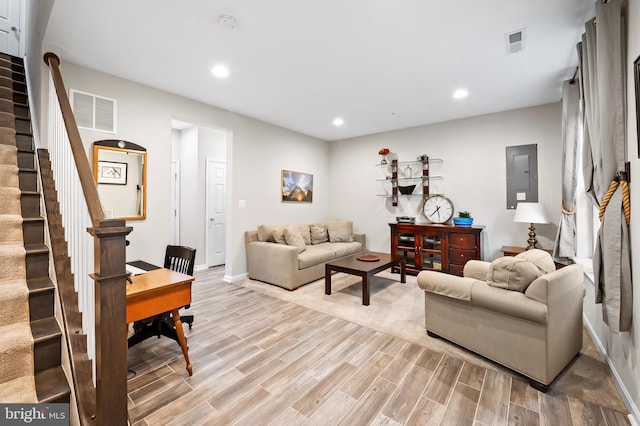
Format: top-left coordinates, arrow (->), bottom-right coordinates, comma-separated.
353,232 -> 366,249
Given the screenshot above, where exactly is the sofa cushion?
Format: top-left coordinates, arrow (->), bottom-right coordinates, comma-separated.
328,220 -> 354,242
310,224 -> 329,244
487,257 -> 543,292
298,225 -> 311,245
332,241 -> 362,258
284,227 -> 306,253
515,249 -> 556,274
272,226 -> 287,244
298,243 -> 335,269
257,224 -> 278,242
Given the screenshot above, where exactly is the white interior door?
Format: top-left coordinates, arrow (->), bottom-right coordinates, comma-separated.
206,159 -> 226,266
0,0 -> 20,56
170,160 -> 180,245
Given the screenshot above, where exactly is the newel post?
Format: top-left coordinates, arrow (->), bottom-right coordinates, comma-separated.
88,218 -> 132,425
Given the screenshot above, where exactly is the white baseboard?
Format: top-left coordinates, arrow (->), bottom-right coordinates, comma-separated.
194,264 -> 208,272
224,272 -> 247,283
583,314 -> 640,425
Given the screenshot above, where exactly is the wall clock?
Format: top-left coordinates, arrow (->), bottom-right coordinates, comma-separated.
423,195 -> 454,224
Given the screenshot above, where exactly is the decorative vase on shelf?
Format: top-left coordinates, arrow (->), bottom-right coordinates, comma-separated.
380,155 -> 388,165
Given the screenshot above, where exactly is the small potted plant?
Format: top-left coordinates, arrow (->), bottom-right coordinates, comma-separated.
453,211 -> 474,227
378,148 -> 390,164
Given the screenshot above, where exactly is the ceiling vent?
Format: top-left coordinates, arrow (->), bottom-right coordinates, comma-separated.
505,29 -> 525,55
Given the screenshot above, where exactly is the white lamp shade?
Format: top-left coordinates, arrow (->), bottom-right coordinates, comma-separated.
513,202 -> 549,224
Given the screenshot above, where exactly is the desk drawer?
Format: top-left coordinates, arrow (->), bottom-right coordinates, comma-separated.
449,233 -> 477,249
449,249 -> 476,265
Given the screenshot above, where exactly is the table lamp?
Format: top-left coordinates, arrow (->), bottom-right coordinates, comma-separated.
513,202 -> 549,250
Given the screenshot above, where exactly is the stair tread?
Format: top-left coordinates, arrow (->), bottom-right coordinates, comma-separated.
34,366 -> 70,403
27,277 -> 54,293
24,243 -> 48,253
31,317 -> 61,342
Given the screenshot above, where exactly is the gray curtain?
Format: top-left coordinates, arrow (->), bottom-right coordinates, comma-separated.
580,0 -> 631,333
553,80 -> 580,261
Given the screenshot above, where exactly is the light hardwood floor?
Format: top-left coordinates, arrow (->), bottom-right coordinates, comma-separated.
127,266 -> 631,425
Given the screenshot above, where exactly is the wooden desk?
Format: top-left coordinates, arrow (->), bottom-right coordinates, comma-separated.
126,268 -> 194,376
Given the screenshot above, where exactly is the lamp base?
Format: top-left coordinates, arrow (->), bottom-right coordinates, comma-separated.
525,223 -> 538,250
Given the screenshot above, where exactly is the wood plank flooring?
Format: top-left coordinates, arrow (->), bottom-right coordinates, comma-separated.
126,267 -> 630,425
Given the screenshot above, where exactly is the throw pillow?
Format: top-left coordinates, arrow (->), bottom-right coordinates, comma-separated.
298,225 -> 311,245
328,220 -> 354,243
515,249 -> 556,274
284,226 -> 306,253
272,226 -> 287,244
310,224 -> 329,244
257,224 -> 278,242
486,257 -> 543,292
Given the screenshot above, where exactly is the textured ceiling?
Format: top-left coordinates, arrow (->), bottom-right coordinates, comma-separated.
44,0 -> 594,141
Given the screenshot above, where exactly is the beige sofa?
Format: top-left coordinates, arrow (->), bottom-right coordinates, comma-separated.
245,220 -> 365,290
416,249 -> 584,389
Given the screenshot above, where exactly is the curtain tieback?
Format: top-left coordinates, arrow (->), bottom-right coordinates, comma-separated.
560,203 -> 576,215
599,178 -> 630,225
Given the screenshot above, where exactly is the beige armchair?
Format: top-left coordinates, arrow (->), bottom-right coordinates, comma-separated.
416,249 -> 584,390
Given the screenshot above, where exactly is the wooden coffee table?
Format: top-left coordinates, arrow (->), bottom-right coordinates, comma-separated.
325,252 -> 406,305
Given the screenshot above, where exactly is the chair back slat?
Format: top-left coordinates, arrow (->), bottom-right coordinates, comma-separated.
164,245 -> 196,276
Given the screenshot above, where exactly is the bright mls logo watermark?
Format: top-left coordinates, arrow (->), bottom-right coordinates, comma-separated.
1,404 -> 68,425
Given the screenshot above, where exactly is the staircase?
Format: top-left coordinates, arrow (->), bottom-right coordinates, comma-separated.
0,54 -> 71,403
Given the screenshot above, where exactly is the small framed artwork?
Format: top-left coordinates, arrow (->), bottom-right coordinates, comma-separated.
97,160 -> 128,185
634,55 -> 640,158
281,169 -> 313,203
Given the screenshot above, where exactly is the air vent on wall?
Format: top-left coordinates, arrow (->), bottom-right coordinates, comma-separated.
505,28 -> 525,55
70,89 -> 117,133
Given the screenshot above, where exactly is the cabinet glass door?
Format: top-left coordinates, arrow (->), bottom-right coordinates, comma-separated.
396,232 -> 416,267
422,234 -> 442,271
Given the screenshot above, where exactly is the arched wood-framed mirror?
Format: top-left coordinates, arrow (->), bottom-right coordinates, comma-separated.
92,139 -> 147,221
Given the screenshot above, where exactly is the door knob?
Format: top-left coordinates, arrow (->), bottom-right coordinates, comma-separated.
209,217 -> 215,222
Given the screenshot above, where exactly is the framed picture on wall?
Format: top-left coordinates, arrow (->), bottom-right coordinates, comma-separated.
635,55 -> 640,158
281,170 -> 313,203
97,160 -> 128,185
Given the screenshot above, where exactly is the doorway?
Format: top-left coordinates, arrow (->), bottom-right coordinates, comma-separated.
170,120 -> 229,270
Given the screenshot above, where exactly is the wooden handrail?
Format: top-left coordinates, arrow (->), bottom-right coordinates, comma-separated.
44,52 -> 131,425
43,52 -> 105,226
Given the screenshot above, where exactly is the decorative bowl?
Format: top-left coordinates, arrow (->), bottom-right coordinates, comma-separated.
398,185 -> 416,195
453,217 -> 474,227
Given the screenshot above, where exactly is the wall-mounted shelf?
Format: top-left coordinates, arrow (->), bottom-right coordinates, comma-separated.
376,157 -> 443,206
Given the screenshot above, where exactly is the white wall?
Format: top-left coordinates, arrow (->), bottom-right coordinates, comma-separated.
329,103 -> 563,260
39,61 -> 330,278
582,0 -> 640,421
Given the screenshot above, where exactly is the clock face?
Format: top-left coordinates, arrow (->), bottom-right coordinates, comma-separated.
423,195 -> 454,224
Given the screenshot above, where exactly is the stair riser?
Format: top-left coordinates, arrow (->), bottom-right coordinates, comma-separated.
20,194 -> 40,218
29,289 -> 54,322
17,150 -> 34,169
18,171 -> 37,192
16,134 -> 33,151
13,92 -> 27,105
15,117 -> 30,134
26,251 -> 48,280
34,337 -> 61,373
23,219 -> 44,246
14,104 -> 28,119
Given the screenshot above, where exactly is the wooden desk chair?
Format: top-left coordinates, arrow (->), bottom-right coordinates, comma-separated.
164,245 -> 196,328
128,245 -> 196,348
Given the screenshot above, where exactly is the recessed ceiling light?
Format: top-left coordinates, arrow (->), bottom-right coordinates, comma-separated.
211,64 -> 229,78
218,15 -> 238,29
453,89 -> 468,99
333,118 -> 344,126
